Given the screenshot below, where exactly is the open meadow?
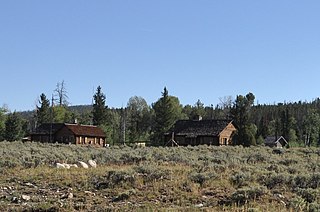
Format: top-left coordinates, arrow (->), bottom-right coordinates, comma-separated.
0,141 -> 319,211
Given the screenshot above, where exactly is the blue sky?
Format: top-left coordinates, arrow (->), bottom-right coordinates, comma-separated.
1,1 -> 320,111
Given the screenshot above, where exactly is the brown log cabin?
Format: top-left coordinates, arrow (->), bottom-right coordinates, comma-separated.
165,118 -> 236,146
30,123 -> 106,147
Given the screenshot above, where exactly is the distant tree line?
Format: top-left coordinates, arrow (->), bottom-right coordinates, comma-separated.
1,81 -> 320,147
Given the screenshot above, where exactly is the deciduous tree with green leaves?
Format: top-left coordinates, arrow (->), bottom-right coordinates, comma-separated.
127,96 -> 152,142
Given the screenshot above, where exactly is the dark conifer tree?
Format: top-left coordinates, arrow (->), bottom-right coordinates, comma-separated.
152,87 -> 181,145
231,92 -> 256,146
4,112 -> 23,141
92,86 -> 107,126
36,93 -> 51,125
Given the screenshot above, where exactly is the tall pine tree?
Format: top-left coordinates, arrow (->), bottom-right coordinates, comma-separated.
0,107 -> 7,141
231,92 -> 256,146
152,87 -> 182,145
4,112 -> 23,141
36,93 -> 51,125
92,86 -> 107,126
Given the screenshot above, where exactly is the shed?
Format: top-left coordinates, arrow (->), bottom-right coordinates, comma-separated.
264,136 -> 288,148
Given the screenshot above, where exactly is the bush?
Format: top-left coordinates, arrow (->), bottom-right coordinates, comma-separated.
262,173 -> 292,189
296,188 -> 319,203
133,164 -> 170,182
112,189 -> 136,202
188,171 -> 217,186
230,171 -> 252,188
230,186 -> 267,205
293,175 -> 310,189
94,170 -> 136,189
288,196 -> 307,211
309,173 -> 320,189
247,152 -> 267,164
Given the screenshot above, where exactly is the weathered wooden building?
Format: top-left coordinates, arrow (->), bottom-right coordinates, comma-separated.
30,123 -> 106,147
264,136 -> 288,148
165,119 -> 237,146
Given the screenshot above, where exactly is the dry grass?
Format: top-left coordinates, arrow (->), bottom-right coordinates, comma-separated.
0,141 -> 319,211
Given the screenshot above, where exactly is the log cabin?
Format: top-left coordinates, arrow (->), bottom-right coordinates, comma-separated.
30,123 -> 106,147
165,118 -> 236,146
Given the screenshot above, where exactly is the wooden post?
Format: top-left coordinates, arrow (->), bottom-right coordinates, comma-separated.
166,132 -> 179,147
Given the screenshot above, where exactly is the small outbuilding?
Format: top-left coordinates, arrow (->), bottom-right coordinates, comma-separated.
264,136 -> 288,148
30,123 -> 106,147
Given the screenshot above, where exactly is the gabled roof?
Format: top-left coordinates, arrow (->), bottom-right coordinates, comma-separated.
64,124 -> 106,137
32,123 -> 65,135
265,136 -> 288,145
169,119 -> 234,138
32,123 -> 106,138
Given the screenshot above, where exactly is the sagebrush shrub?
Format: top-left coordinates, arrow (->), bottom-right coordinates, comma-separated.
296,188 -> 319,203
230,171 -> 252,188
230,186 -> 267,205
188,171 -> 217,186
93,170 -> 136,189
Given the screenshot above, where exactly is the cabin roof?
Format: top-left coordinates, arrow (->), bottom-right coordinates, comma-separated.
64,124 -> 106,137
31,123 -> 106,138
32,123 -> 65,135
169,119 -> 233,137
265,135 -> 288,145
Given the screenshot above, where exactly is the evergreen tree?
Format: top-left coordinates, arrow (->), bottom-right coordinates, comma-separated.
303,109 -> 320,146
190,99 -> 205,119
92,86 -> 107,126
152,87 -> 182,145
36,93 -> 51,125
257,116 -> 270,138
4,112 -> 23,141
230,92 -> 255,146
0,107 -> 7,141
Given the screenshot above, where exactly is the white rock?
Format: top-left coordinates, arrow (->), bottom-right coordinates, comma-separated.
195,203 -> 204,208
69,164 -> 78,168
68,193 -> 73,199
78,161 -> 89,169
63,163 -> 71,169
56,163 -> 66,169
88,160 -> 97,168
22,195 -> 31,201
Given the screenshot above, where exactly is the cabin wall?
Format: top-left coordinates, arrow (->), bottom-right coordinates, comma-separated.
76,136 -> 105,147
31,135 -> 51,143
55,127 -> 76,144
219,123 -> 237,145
167,135 -> 219,146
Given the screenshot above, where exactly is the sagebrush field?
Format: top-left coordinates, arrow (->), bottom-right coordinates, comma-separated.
0,141 -> 319,211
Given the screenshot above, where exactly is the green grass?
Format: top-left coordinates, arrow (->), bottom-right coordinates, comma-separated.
0,141 -> 319,211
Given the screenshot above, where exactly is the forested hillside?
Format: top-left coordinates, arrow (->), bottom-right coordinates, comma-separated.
1,85 -> 320,147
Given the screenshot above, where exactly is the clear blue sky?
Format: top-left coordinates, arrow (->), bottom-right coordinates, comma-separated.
1,1 -> 320,111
